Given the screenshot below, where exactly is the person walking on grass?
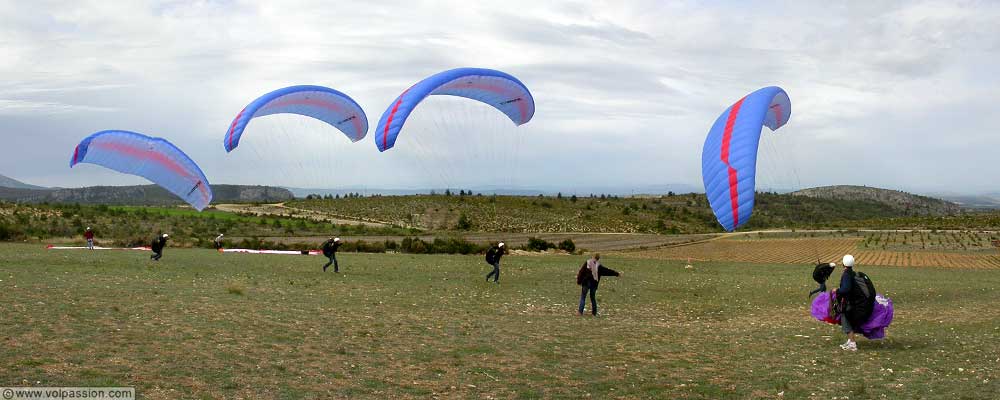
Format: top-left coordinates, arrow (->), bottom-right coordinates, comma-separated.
150,234 -> 168,261
577,253 -> 620,316
214,233 -> 225,250
322,237 -> 342,272
84,227 -> 95,250
485,242 -> 505,283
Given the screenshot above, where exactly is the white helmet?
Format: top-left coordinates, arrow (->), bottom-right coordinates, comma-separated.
162,233 -> 169,238
842,254 -> 855,267
334,237 -> 340,242
498,242 -> 505,247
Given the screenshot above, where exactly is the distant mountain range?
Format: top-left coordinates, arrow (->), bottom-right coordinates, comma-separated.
930,193 -> 1000,209
792,185 -> 963,215
0,174 -> 46,190
3,173 -> 997,210
0,174 -> 292,205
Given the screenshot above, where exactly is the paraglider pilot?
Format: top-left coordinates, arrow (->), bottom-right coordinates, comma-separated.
214,233 -> 224,250
577,253 -> 620,316
84,227 -> 95,250
809,262 -> 836,298
322,237 -> 341,272
150,234 -> 168,261
835,254 -> 858,351
485,242 -> 504,283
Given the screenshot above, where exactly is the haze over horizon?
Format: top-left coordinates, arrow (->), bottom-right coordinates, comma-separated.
2,1 -> 997,195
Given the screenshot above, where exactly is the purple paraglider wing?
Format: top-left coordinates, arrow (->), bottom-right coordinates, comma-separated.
859,294 -> 894,339
373,67 -> 535,152
224,85 -> 368,152
70,130 -> 213,211
811,291 -> 840,325
701,86 -> 791,231
811,292 -> 894,339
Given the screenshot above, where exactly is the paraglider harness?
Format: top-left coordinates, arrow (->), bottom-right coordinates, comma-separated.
834,270 -> 877,328
485,246 -> 501,265
322,240 -> 340,257
151,236 -> 166,253
809,262 -> 836,298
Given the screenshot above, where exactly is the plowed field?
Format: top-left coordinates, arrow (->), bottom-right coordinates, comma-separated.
625,237 -> 1000,268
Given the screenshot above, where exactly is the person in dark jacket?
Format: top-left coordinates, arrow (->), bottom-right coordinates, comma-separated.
485,242 -> 504,283
321,237 -> 341,272
809,262 -> 837,298
577,253 -> 620,316
834,254 -> 858,351
150,234 -> 168,261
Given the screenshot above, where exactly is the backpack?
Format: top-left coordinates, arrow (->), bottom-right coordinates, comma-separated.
485,247 -> 497,264
844,271 -> 877,325
812,263 -> 835,284
852,272 -> 876,305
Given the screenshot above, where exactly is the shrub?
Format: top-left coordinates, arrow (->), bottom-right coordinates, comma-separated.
558,238 -> 576,253
456,213 -> 472,230
526,237 -> 555,251
0,223 -> 23,241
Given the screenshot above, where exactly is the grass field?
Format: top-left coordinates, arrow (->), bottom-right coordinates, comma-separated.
1,243 -> 998,399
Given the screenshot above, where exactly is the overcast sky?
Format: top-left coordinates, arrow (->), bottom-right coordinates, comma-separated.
1,1 -> 996,194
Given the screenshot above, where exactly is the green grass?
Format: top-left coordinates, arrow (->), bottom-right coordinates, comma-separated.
1,243 -> 998,399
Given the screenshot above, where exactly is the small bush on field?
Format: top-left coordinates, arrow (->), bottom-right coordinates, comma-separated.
525,237 -> 555,251
397,237 -> 485,254
0,223 -> 24,241
226,284 -> 244,296
558,238 -> 576,253
455,213 -> 472,230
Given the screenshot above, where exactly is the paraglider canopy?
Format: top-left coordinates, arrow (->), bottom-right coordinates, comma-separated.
70,130 -> 213,211
701,86 -> 791,231
373,67 -> 535,152
224,85 -> 368,152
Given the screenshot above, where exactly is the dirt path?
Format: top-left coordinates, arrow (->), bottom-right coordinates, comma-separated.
214,203 -> 393,228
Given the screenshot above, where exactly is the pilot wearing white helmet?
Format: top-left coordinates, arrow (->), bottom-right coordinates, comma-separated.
834,254 -> 858,350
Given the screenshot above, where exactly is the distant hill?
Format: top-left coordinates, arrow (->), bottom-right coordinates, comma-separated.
933,193 -> 1000,209
0,184 -> 293,206
0,174 -> 47,190
792,185 -> 961,215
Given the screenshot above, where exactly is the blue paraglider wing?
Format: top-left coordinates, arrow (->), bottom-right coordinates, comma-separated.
374,68 -> 535,152
701,86 -> 791,231
71,130 -> 213,210
225,85 -> 368,152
